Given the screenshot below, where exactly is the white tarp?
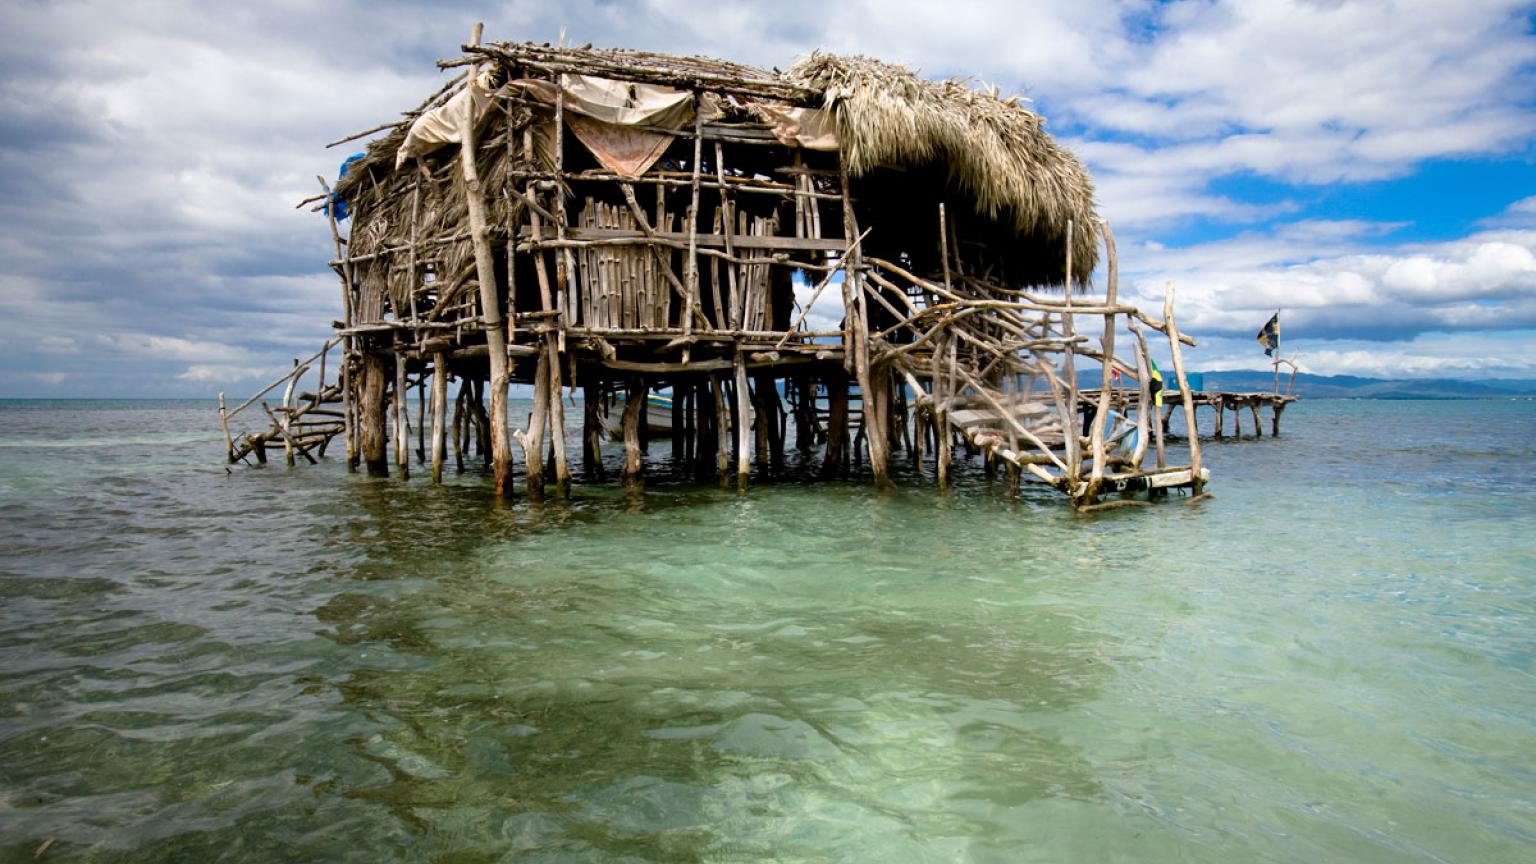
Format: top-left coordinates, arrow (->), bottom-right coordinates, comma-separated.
394,70 -> 499,168
755,104 -> 839,151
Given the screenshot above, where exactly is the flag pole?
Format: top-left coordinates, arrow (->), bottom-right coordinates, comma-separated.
1271,308 -> 1281,395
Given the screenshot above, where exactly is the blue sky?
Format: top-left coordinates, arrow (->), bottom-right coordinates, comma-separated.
1,0 -> 1533,396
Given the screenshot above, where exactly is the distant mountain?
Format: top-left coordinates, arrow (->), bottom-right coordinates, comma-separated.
1193,371 -> 1536,400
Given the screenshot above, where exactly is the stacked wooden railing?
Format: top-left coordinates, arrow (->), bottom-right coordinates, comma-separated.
219,339 -> 348,466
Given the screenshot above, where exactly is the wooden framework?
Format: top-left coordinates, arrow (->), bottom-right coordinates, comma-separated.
225,31 -> 1217,509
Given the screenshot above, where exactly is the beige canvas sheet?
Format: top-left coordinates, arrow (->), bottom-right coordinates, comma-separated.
394,70 -> 499,168
755,104 -> 839,151
396,72 -> 839,176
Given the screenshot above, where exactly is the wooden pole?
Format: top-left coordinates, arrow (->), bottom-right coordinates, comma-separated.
319,177 -> 358,469
1127,321 -> 1152,470
520,348 -> 550,496
1163,282 -> 1202,490
218,392 -> 235,462
430,355 -> 447,482
734,351 -> 751,488
583,378 -> 606,479
822,368 -> 849,478
453,382 -> 465,471
621,375 -> 645,483
683,99 -> 704,355
360,353 -> 388,474
712,373 -> 730,483
1084,219 -> 1119,505
1061,219 -> 1080,486
670,382 -> 686,457
394,351 -> 409,477
838,162 -> 889,486
461,22 -> 515,496
935,335 -> 953,487
415,375 -> 426,463
547,347 -> 571,495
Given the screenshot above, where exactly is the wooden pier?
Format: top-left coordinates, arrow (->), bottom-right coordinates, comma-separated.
1081,388 -> 1299,440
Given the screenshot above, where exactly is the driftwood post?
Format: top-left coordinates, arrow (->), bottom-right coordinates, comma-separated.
461,22 -> 515,495
360,354 -> 387,474
1127,320 -> 1152,470
822,368 -> 849,478
430,354 -> 447,482
839,163 -> 889,486
319,176 -> 358,469
1163,282 -> 1202,491
583,378 -> 605,479
622,375 -> 645,483
521,350 -> 551,496
734,351 -> 751,487
394,351 -> 409,477
712,373 -> 730,482
1061,219 -> 1080,487
547,80 -> 572,495
1083,219 -> 1120,505
218,392 -> 235,462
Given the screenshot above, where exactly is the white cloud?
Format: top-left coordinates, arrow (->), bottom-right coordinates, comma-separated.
176,364 -> 270,383
1117,225 -> 1536,340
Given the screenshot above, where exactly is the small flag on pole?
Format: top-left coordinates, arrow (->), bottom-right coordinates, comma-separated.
1256,312 -> 1280,357
1149,358 -> 1164,407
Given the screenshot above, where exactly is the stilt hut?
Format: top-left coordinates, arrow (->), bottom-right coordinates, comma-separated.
225,28 -> 1209,508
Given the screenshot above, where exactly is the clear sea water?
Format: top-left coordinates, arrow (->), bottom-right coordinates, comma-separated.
1,397 -> 1533,862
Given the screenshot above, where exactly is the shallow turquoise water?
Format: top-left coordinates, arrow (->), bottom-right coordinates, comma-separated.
1,398 -> 1533,862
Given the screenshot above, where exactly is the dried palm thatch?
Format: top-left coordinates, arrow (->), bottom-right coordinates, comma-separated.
785,52 -> 1098,280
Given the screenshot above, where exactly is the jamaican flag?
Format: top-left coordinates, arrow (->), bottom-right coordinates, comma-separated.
1257,312 -> 1280,357
1149,357 -> 1164,407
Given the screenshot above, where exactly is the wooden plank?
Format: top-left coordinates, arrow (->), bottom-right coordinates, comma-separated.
524,225 -> 849,252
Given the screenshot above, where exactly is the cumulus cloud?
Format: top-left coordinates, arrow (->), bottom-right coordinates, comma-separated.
1117,219 -> 1536,346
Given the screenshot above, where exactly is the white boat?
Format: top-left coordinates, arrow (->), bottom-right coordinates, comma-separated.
603,392 -> 674,438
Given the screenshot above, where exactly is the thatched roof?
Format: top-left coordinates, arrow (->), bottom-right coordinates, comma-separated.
784,52 -> 1098,279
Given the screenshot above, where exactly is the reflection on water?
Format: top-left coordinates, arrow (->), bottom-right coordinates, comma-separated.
1,399 -> 1534,862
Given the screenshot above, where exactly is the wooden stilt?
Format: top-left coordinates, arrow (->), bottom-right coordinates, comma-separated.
622,374 -> 645,483
583,378 -> 606,480
734,352 -> 751,488
461,24 -> 514,496
521,349 -> 550,497
683,381 -> 698,468
839,163 -> 889,487
756,371 -> 783,470
694,379 -> 715,479
712,373 -> 731,483
452,382 -> 465,472
360,352 -> 388,475
822,368 -> 849,478
1082,219 -> 1120,506
671,382 -> 686,457
430,355 -> 448,482
394,352 -> 409,477
1162,282 -> 1202,492
416,375 -> 426,464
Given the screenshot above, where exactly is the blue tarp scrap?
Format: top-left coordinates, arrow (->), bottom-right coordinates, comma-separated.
325,153 -> 366,221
